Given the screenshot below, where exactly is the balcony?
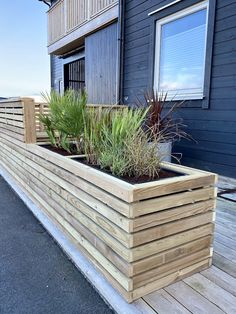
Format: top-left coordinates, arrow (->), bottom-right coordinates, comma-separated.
48,0 -> 119,55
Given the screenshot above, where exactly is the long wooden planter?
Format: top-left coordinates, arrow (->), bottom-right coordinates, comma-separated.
0,132 -> 217,303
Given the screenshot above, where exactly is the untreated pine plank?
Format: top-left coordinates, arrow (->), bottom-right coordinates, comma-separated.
2,149 -> 213,279
0,142 -> 130,234
0,143 -> 215,263
0,135 -> 132,218
184,273 -> 236,313
0,131 -> 217,207
28,140 -> 134,202
0,158 -> 133,291
133,199 -> 216,232
3,132 -> 217,204
133,248 -> 212,289
0,113 -> 24,121
0,122 -> 25,134
132,236 -> 212,276
131,224 -> 214,262
1,141 -> 214,249
131,187 -> 217,217
0,145 -> 131,243
0,117 -> 24,128
132,211 -> 215,247
131,259 -> 211,301
0,149 -> 132,261
0,108 -> 23,114
0,100 -> 23,107
0,127 -> 25,142
22,98 -> 37,143
0,145 -> 215,263
0,135 -> 218,226
132,172 -> 217,202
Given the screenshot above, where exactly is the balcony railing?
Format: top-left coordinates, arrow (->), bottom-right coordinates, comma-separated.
48,0 -> 118,45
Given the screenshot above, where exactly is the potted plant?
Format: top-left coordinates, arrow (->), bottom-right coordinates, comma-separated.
137,90 -> 192,162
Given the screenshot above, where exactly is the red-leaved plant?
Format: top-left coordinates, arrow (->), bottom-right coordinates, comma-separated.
137,90 -> 193,143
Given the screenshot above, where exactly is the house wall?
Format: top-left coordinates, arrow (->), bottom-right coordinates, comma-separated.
123,0 -> 236,178
85,22 -> 118,104
50,22 -> 118,104
50,54 -> 63,93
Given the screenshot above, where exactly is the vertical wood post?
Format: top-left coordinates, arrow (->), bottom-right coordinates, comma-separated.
22,98 -> 37,144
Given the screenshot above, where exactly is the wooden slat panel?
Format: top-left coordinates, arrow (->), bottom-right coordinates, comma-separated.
132,187 -> 217,217
0,113 -> 24,121
48,0 -> 65,44
133,248 -> 212,289
66,0 -> 88,32
0,122 -> 25,135
0,108 -> 23,114
0,134 -> 216,302
0,117 -> 24,128
133,199 -> 216,232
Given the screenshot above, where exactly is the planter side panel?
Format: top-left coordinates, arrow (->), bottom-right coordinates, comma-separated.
0,134 -> 217,303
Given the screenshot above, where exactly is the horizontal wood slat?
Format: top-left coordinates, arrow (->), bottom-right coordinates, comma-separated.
0,131 -> 217,303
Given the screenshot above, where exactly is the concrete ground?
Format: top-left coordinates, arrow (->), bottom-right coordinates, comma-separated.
0,176 -> 113,314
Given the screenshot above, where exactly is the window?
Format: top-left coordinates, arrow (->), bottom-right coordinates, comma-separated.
154,1 -> 209,100
64,58 -> 85,92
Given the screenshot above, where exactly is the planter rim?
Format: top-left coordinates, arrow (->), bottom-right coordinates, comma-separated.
0,132 -> 217,202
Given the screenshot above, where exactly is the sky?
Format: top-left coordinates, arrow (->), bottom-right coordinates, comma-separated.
0,0 -> 50,97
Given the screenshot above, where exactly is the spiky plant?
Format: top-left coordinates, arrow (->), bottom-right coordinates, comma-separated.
40,89 -> 87,153
137,90 -> 191,143
98,108 -> 159,178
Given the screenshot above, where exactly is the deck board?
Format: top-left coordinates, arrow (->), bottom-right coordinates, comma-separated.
165,281 -> 224,314
140,197 -> 236,313
143,289 -> 191,314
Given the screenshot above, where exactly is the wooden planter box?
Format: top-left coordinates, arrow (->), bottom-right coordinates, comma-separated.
0,132 -> 217,303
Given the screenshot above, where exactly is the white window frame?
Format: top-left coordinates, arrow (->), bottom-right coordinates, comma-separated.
154,0 -> 209,101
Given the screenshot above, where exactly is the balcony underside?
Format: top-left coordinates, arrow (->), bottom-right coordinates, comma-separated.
48,1 -> 119,55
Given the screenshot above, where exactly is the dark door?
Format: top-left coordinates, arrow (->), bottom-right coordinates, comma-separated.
64,58 -> 85,92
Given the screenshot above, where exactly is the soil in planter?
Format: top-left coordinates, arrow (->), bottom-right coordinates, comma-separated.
40,144 -> 78,156
73,157 -> 184,184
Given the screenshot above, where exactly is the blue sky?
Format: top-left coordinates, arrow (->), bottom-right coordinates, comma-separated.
0,1 -> 50,97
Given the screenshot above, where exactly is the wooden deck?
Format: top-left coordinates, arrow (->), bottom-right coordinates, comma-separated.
134,197 -> 236,314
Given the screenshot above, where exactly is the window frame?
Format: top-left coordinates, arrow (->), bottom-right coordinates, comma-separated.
154,0 -> 209,101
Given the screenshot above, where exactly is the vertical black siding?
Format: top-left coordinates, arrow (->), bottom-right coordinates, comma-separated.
85,22 -> 118,104
123,0 -> 236,177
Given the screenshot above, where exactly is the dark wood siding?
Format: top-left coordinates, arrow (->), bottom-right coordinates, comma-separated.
85,22 -> 118,104
123,0 -> 236,177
